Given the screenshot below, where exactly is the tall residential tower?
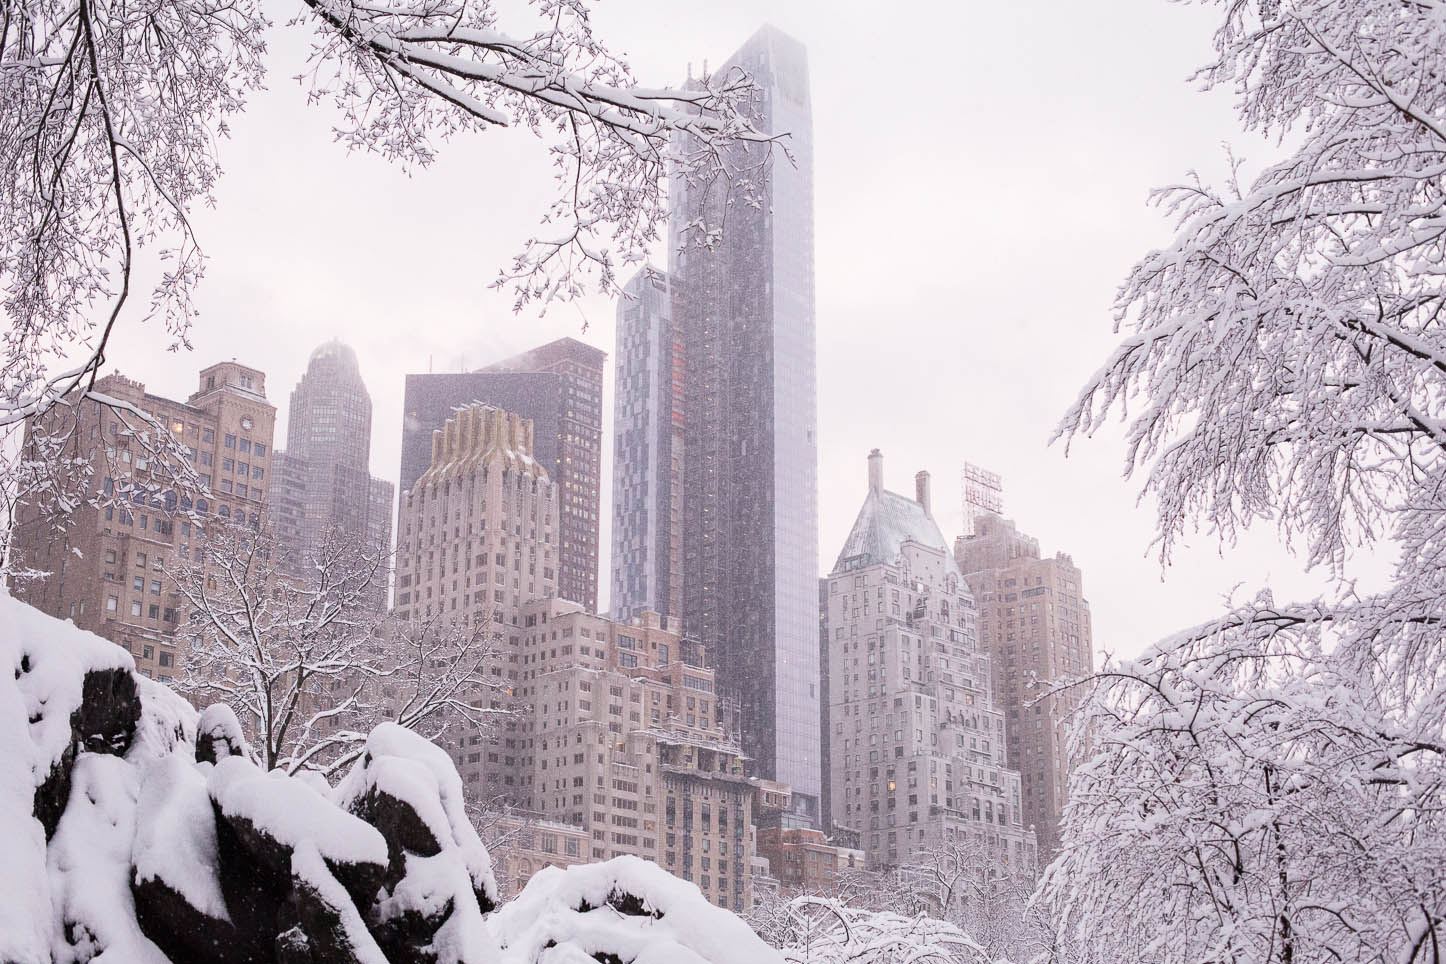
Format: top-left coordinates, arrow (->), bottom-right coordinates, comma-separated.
670,25 -> 820,819
611,268 -> 684,625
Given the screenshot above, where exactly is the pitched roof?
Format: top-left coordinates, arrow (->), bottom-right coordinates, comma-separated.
833,488 -> 951,573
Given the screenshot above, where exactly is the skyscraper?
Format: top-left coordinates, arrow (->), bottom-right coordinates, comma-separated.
399,338 -> 605,612
670,26 -> 820,819
268,342 -> 394,610
611,268 -> 684,624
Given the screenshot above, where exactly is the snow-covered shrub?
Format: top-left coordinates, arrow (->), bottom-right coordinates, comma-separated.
489,855 -> 782,964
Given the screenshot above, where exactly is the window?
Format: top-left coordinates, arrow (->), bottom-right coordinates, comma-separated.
254,443 -> 266,457
135,552 -> 146,568
132,576 -> 144,591
106,596 -> 118,612
238,439 -> 251,454
158,652 -> 173,667
224,434 -> 235,448
202,427 -> 214,443
237,461 -> 248,476
252,466 -> 264,480
130,601 -> 142,617
619,652 -> 638,669
151,580 -> 161,595
199,451 -> 213,466
148,604 -> 160,619
223,458 -> 234,472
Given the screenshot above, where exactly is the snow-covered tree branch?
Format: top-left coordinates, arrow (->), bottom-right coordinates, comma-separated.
1051,2 -> 1446,962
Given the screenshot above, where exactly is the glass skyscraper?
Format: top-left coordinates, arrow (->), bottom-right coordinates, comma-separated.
670,25 -> 820,819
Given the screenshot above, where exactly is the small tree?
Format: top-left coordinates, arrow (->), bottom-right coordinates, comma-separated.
172,522 -> 507,774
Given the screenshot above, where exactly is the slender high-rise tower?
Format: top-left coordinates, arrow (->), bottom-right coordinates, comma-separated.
611,268 -> 684,625
670,25 -> 820,820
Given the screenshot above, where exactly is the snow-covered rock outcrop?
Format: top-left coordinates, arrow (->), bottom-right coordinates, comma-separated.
0,589 -> 783,964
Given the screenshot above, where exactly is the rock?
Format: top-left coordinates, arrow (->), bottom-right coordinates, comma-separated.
209,758 -> 388,911
277,842 -> 389,964
196,704 -> 248,766
132,874 -> 252,964
73,667 -> 140,755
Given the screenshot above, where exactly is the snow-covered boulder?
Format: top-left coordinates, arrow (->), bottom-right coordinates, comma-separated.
196,704 -> 248,765
489,857 -> 784,964
132,754 -> 249,964
334,723 -> 500,963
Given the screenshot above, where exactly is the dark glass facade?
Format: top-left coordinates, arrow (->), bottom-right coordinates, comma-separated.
670,26 -> 820,814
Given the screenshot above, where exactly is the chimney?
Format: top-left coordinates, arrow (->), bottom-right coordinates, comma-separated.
915,470 -> 932,517
867,449 -> 883,494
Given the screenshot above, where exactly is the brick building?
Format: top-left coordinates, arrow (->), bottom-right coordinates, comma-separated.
955,513 -> 1094,858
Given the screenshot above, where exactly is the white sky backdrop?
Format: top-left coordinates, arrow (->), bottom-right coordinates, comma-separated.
103,0 -> 1359,659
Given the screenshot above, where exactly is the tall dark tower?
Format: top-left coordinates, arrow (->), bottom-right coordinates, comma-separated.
269,341 -> 394,609
671,25 -> 820,821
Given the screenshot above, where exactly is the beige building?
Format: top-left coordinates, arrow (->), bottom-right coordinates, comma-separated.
393,404 -> 560,797
397,404 -> 758,910
956,513 -> 1094,858
825,451 -> 1036,876
486,812 -> 591,897
9,363 -> 276,681
510,599 -> 757,910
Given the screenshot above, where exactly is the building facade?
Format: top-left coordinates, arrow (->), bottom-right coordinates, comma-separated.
9,362 -> 276,681
667,25 -> 821,817
825,451 -> 1036,875
611,268 -> 684,624
268,341 -> 394,610
955,514 -> 1094,858
506,599 -> 757,911
400,338 -> 605,612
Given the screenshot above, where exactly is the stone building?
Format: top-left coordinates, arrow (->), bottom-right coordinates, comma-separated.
393,403 -> 558,803
399,338 -> 605,612
485,813 -> 591,898
955,513 -> 1094,858
824,451 -> 1036,876
507,599 -> 757,911
267,342 -> 393,611
9,362 -> 276,681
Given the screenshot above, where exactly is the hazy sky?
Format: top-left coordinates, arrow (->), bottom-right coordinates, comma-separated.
104,0 -> 1347,659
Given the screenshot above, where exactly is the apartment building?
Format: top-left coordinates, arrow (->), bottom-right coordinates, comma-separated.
9,362 -> 276,681
508,599 -> 757,910
825,451 -> 1036,875
956,513 -> 1094,858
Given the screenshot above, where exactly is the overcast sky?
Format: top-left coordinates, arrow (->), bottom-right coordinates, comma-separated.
103,0 -> 1351,659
